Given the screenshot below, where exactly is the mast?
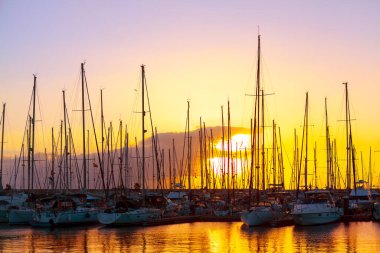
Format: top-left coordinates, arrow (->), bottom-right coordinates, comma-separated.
369,147 -> 372,188
27,117 -> 31,190
305,92 -> 309,191
51,127 -> 55,191
325,97 -> 331,189
199,117 -> 203,189
203,122 -> 208,189
125,126 -> 129,191
101,89 -> 105,190
31,75 -> 37,190
272,120 -> 276,188
227,100 -> 231,201
141,65 -> 146,206
169,149 -> 172,190
314,142 -> 317,188
119,120 -> 123,189
221,106 -> 225,189
63,90 -> 68,191
81,63 -> 87,190
249,118 -> 253,203
0,103 -> 5,191
261,89 -> 265,191
186,100 -> 191,194
344,82 -> 351,191
172,139 -> 176,188
59,120 -> 63,191
278,127 -> 285,188
256,35 -> 261,195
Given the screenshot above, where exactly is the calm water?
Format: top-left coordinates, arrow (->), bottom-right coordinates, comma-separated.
0,222 -> 379,253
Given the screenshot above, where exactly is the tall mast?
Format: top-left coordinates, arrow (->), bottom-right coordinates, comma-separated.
199,117 -> 203,189
63,90 -> 68,191
221,106 -> 225,189
125,126 -> 129,191
369,147 -> 372,188
278,127 -> 285,188
227,100 -> 230,200
187,100 -> 191,194
249,118 -> 253,203
325,97 -> 330,189
256,35 -> 261,194
51,127 -> 55,191
59,120 -> 63,191
314,142 -> 317,188
272,120 -> 276,188
344,82 -> 351,191
172,139 -> 177,188
81,63 -> 87,190
141,65 -> 146,206
101,89 -> 105,189
31,75 -> 36,190
203,122 -> 208,189
119,120 -> 123,189
0,103 -> 5,191
27,117 -> 31,190
261,89 -> 265,190
305,92 -> 309,191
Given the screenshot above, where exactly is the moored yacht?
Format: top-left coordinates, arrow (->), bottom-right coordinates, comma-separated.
31,194 -> 100,227
349,180 -> 374,215
240,202 -> 282,226
291,189 -> 341,226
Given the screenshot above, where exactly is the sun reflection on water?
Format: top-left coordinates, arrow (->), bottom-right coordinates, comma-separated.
1,222 -> 380,252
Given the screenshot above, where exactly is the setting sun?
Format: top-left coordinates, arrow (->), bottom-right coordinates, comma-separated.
215,134 -> 251,152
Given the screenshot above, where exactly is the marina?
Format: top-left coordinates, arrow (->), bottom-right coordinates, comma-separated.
1,1 -> 380,252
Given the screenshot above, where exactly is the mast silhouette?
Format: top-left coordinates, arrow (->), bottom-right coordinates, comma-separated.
141,65 -> 146,206
0,103 -> 5,191
81,63 -> 87,190
31,75 -> 36,190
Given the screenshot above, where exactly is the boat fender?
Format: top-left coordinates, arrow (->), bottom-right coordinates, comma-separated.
49,219 -> 55,226
85,212 -> 90,218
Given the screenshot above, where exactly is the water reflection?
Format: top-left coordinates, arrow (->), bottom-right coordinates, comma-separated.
0,222 -> 379,252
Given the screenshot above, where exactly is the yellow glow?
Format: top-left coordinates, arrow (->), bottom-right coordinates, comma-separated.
215,134 -> 251,152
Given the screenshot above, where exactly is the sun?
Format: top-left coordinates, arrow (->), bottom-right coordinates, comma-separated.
215,133 -> 251,152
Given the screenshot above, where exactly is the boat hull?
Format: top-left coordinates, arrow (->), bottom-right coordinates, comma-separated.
240,206 -> 275,226
9,209 -> 34,225
0,208 -> 8,223
373,203 -> 380,220
98,208 -> 162,226
31,209 -> 99,227
292,211 -> 341,226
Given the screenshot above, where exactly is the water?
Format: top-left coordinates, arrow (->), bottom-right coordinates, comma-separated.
0,222 -> 379,252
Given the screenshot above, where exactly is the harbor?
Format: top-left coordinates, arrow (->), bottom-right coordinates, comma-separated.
1,1 -> 380,252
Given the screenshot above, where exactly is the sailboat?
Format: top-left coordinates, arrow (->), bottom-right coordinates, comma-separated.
240,35 -> 283,226
291,93 -> 341,225
31,63 -> 101,227
98,65 -> 161,226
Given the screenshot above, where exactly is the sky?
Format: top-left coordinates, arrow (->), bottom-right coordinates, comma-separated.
1,0 -> 380,188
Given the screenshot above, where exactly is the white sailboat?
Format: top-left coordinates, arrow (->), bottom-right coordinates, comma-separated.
31,194 -> 100,227
239,34 -> 283,227
98,65 -> 163,226
291,189 -> 341,226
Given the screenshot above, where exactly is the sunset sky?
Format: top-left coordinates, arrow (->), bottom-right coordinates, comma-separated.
1,1 -> 380,188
